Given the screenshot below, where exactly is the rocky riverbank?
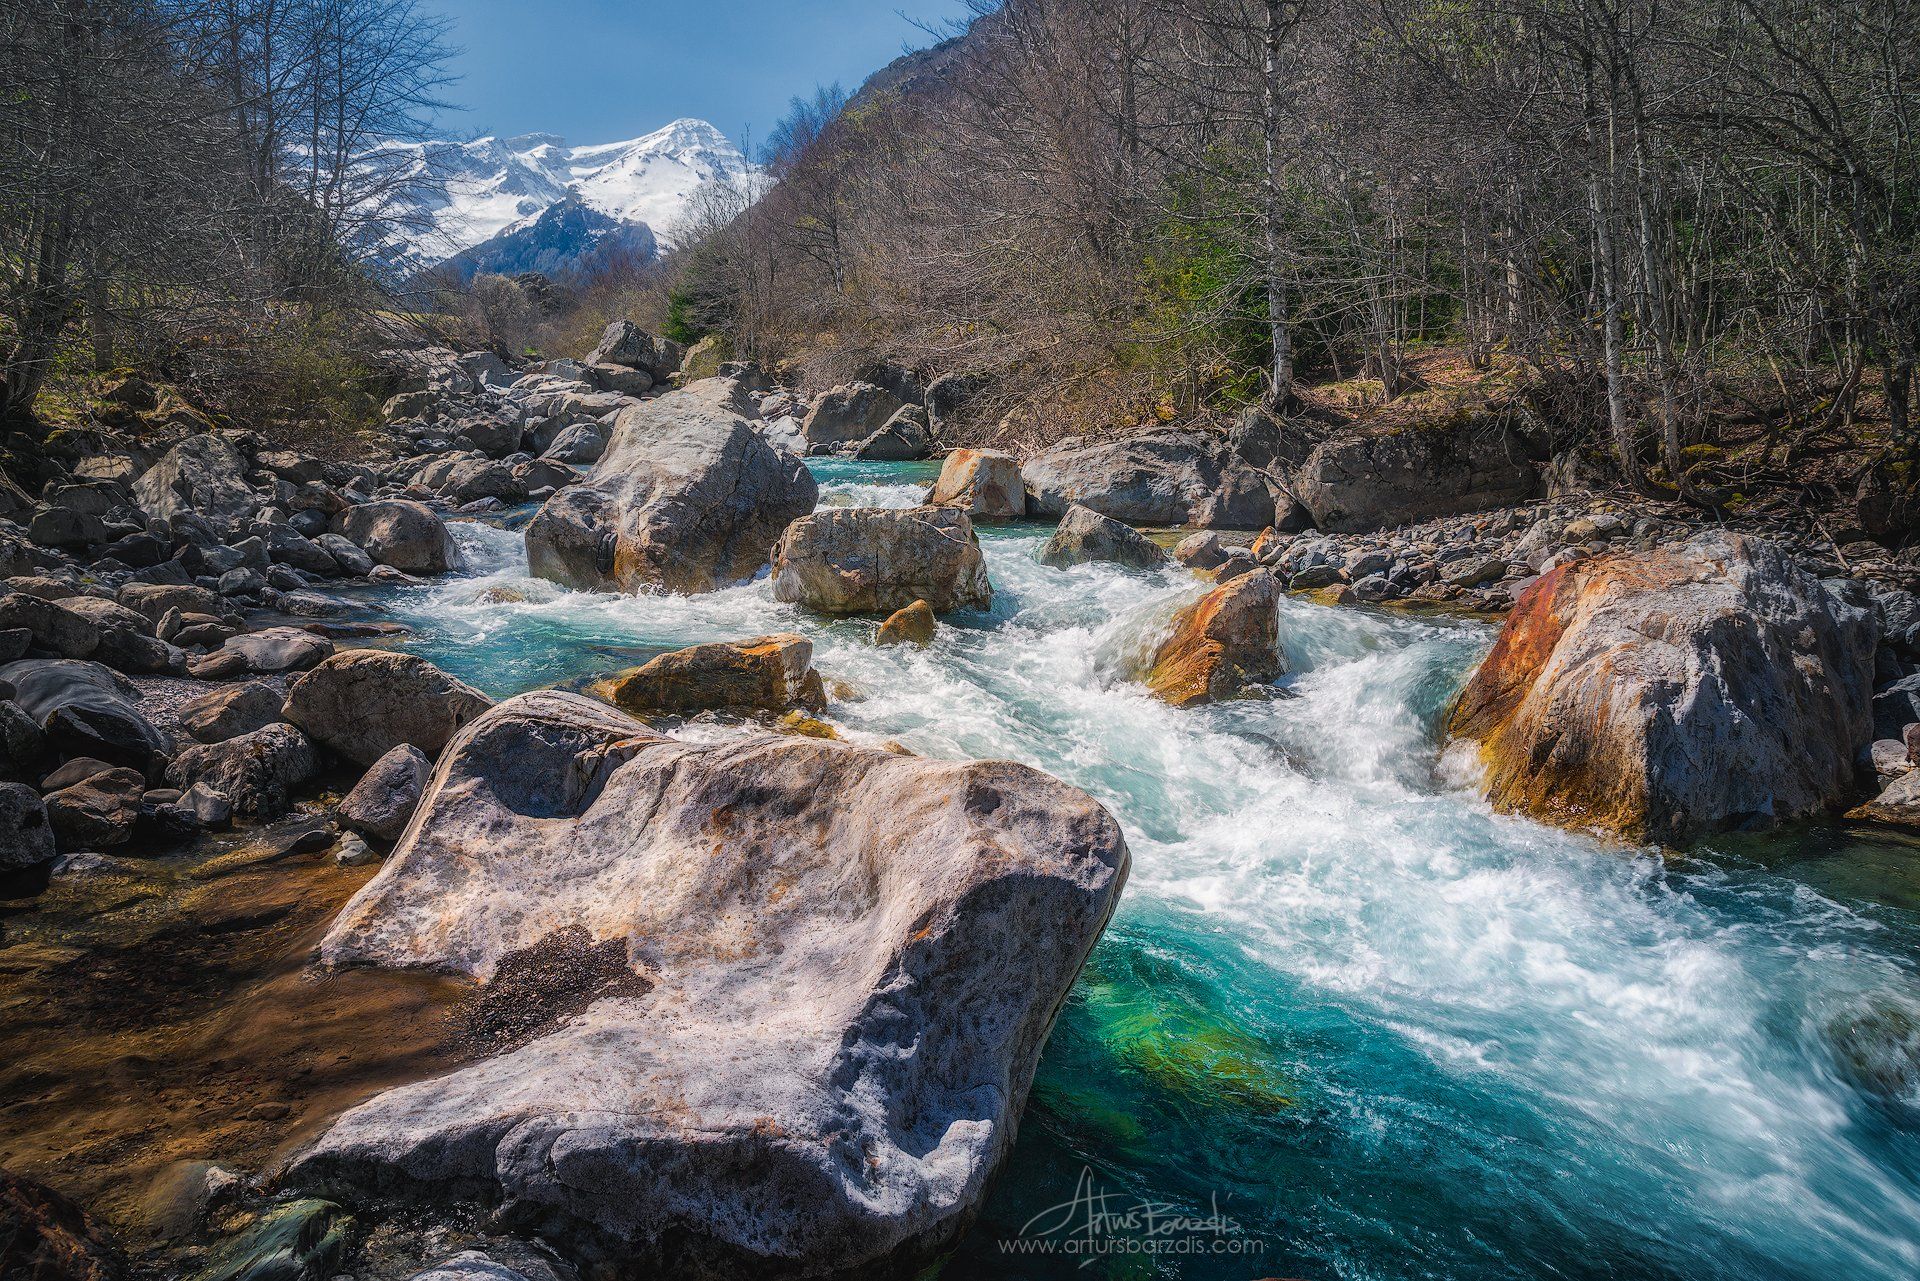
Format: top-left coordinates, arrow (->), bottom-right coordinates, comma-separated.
7,320 -> 1920,1280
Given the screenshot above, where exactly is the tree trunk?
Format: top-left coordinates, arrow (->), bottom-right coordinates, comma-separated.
1262,0 -> 1294,409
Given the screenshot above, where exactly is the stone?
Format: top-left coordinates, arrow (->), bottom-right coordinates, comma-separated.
771,506 -> 992,615
677,331 -> 732,382
132,434 -> 257,532
595,634 -> 825,716
852,405 -> 931,461
334,500 -> 460,576
800,382 -> 903,448
165,722 -> 318,820
219,627 -> 334,674
1038,504 -> 1171,570
1848,769 -> 1920,830
0,660 -> 169,776
585,319 -> 669,376
876,599 -> 937,647
0,699 -> 46,779
44,766 -> 145,849
333,832 -> 377,866
1447,532 -> 1874,846
287,690 -> 1127,1280
1173,531 -> 1228,570
0,783 -> 55,869
1023,430 -> 1275,529
1144,569 -> 1285,707
283,649 -> 493,767
337,744 -> 431,843
181,781 -> 232,829
118,582 -> 224,625
0,1171 -> 125,1281
526,383 -> 816,594
315,533 -> 375,577
40,757 -> 115,791
1293,415 -> 1544,533
1444,554 -> 1508,588
540,422 -> 606,465
926,449 -> 1025,519
0,593 -> 99,659
1871,738 -> 1912,779
180,682 -> 285,743
27,506 -> 106,549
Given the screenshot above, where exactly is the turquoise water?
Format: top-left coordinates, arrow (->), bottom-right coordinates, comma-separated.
368,458 -> 1920,1280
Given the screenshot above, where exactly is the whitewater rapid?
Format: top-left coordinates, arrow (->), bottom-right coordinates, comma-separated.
366,459 -> 1920,1281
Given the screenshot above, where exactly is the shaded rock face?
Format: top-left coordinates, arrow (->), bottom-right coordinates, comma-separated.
594,634 -> 825,716
0,783 -> 55,869
44,766 -> 145,848
1294,416 -> 1544,533
801,382 -> 902,448
927,449 -> 1025,519
1039,505 -> 1171,571
771,506 -> 992,615
525,383 -> 816,594
853,405 -> 930,461
338,743 -> 431,844
166,722 -> 318,820
1144,569 -> 1285,707
289,691 -> 1128,1281
1447,532 -> 1874,846
132,434 -> 255,532
335,501 -> 459,576
283,650 -> 493,767
0,660 -> 169,776
1022,431 -> 1275,529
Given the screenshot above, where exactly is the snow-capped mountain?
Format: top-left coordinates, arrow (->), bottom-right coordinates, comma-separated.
370,118 -> 754,275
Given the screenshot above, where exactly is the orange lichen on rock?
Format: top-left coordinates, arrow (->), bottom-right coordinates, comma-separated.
1446,532 -> 1875,846
594,633 -> 825,715
1145,569 -> 1285,707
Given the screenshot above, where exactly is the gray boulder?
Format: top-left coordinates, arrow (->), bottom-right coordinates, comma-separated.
1022,431 -> 1276,529
0,660 -> 169,776
585,319 -> 671,377
166,722 -> 318,820
1039,505 -> 1171,570
180,682 -> 286,743
219,627 -> 335,674
0,783 -> 54,869
540,422 -> 606,465
771,506 -> 992,615
44,766 -> 145,848
852,405 -> 930,461
526,382 -> 816,594
288,690 -> 1127,1280
800,382 -> 902,448
1294,415 -> 1544,533
132,434 -> 257,532
334,500 -> 460,576
283,649 -> 492,767
0,593 -> 99,659
336,743 -> 431,843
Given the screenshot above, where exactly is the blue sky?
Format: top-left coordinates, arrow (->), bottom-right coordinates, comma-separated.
429,0 -> 976,154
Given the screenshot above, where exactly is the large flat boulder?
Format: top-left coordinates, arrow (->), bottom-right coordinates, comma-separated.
800,382 -> 901,448
1447,532 -> 1874,845
594,634 -> 824,715
288,691 -> 1127,1279
1294,414 -> 1543,533
525,382 -> 816,594
0,659 -> 169,776
1022,431 -> 1274,529
771,506 -> 991,615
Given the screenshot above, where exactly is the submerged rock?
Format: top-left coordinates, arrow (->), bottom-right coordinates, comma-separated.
593,634 -> 825,715
876,599 -> 937,647
283,650 -> 492,767
525,382 -> 816,594
1144,569 -> 1285,707
290,691 -> 1127,1280
927,449 -> 1025,518
771,506 -> 991,615
1039,504 -> 1170,570
1447,532 -> 1874,845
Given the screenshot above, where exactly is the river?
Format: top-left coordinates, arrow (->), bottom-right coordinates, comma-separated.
364,458 -> 1920,1281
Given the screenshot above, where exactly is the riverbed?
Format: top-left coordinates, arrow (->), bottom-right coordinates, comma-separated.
349,458 -> 1920,1281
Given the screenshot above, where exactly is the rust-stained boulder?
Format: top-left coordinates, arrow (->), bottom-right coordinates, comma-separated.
927,449 -> 1025,519
1446,532 -> 1874,845
876,600 -> 937,647
1143,569 -> 1284,707
593,634 -> 825,715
